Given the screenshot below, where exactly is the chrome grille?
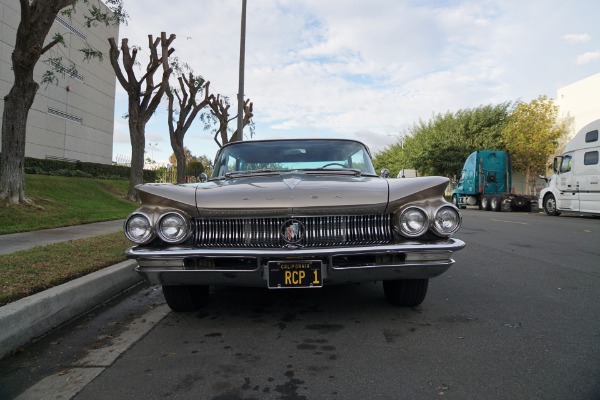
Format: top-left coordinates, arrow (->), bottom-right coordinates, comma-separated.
194,215 -> 392,247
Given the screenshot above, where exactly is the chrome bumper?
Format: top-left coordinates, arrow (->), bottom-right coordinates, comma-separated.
126,238 -> 466,286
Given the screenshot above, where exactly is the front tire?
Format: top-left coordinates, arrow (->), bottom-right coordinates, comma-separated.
162,285 -> 209,312
383,279 -> 429,307
452,195 -> 465,209
543,194 -> 561,216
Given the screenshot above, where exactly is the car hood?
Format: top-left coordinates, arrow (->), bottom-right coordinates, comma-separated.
135,174 -> 450,217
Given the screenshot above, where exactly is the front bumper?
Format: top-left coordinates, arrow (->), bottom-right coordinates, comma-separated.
126,238 -> 466,287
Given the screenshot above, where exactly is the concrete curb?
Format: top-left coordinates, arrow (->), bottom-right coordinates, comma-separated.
0,260 -> 142,359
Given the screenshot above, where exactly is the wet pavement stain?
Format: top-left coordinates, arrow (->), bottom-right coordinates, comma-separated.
275,369 -> 307,400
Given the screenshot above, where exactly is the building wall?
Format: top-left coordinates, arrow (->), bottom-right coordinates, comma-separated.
556,72 -> 600,140
0,0 -> 118,164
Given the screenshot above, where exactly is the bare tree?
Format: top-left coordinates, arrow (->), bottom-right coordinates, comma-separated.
207,96 -> 253,148
108,32 -> 175,200
0,0 -> 125,204
166,73 -> 212,183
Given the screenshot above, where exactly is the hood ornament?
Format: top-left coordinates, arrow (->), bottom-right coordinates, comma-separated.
283,177 -> 301,190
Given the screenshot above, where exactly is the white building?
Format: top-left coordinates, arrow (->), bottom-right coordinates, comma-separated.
556,72 -> 600,139
0,0 -> 118,164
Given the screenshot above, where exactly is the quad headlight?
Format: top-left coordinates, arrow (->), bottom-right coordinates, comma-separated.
397,207 -> 429,237
124,213 -> 154,244
432,206 -> 461,237
157,211 -> 191,244
395,204 -> 461,238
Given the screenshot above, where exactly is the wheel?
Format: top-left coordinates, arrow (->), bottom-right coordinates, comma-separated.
383,279 -> 429,307
481,196 -> 490,211
491,195 -> 501,211
452,195 -> 465,209
543,194 -> 561,216
162,285 -> 209,312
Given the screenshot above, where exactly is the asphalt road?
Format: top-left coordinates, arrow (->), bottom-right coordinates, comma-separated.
1,209 -> 599,399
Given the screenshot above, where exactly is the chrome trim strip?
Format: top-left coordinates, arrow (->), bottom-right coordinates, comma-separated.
126,238 -> 465,259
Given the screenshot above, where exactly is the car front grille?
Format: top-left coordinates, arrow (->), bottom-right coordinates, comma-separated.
194,215 -> 393,248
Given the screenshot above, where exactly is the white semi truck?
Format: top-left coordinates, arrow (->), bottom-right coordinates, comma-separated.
540,119 -> 600,216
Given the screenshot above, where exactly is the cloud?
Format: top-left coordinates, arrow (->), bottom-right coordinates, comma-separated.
112,0 -> 600,162
576,51 -> 600,65
563,33 -> 592,43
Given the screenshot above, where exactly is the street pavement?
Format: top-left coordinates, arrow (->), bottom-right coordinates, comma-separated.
0,220 -> 143,359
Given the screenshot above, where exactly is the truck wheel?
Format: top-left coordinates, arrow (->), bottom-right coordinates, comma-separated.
491,195 -> 502,211
162,285 -> 209,312
452,195 -> 465,209
383,279 -> 428,307
543,194 -> 561,216
481,196 -> 490,211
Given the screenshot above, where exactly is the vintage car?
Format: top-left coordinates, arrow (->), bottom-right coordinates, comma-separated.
124,139 -> 465,311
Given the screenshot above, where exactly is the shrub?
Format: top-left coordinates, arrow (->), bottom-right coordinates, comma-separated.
0,154 -> 158,182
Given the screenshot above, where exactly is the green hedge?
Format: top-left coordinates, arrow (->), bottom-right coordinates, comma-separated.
0,154 -> 157,182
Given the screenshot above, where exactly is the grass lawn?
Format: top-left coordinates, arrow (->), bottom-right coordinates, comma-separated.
0,175 -> 140,305
0,232 -> 130,306
0,175 -> 138,234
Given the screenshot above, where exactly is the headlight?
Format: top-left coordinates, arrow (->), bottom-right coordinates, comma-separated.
124,213 -> 154,244
397,207 -> 429,237
157,212 -> 191,244
432,206 -> 461,236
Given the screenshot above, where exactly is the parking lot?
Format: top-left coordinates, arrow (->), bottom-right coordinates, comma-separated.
1,209 -> 599,399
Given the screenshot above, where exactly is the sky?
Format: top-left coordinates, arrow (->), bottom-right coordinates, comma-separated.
111,0 -> 600,166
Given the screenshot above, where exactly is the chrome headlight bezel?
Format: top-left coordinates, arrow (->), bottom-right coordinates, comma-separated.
396,206 -> 429,238
124,213 -> 155,244
432,205 -> 462,237
156,211 -> 191,244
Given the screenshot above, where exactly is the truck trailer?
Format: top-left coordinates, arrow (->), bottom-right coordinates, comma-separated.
539,119 -> 600,216
451,150 -> 538,212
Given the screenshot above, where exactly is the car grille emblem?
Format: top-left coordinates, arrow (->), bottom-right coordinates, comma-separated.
281,219 -> 305,244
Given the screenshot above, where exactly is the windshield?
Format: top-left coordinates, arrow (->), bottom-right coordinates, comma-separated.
211,139 -> 377,179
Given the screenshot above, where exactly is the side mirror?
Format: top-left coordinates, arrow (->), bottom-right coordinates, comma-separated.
538,174 -> 548,183
199,172 -> 208,182
380,168 -> 390,178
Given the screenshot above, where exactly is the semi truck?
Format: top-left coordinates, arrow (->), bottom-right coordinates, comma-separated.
451,150 -> 538,212
539,119 -> 600,216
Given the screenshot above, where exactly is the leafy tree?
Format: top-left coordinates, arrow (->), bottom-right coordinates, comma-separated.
502,95 -> 570,194
108,32 -> 175,201
186,160 -> 205,178
375,103 -> 511,179
169,147 -> 196,166
166,61 -> 212,183
167,149 -> 212,182
0,0 -> 126,204
196,154 -> 213,177
373,141 -> 409,178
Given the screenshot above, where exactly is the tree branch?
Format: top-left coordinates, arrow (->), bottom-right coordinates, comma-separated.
108,37 -> 130,91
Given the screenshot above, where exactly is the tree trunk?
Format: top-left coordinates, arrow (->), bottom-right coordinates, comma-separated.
173,139 -> 186,184
0,81 -> 37,204
128,120 -> 145,201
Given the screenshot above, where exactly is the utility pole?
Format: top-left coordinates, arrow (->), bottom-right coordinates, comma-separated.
235,0 -> 247,142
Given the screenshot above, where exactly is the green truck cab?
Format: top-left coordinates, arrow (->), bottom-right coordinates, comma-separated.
452,150 -> 538,212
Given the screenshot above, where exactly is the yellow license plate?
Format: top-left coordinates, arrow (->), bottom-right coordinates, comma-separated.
268,260 -> 323,289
